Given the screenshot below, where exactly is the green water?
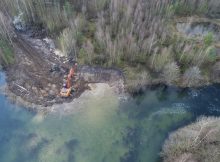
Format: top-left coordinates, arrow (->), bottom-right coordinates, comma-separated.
1,72 -> 219,162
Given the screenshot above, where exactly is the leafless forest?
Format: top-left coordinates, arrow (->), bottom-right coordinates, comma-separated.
1,0 -> 220,90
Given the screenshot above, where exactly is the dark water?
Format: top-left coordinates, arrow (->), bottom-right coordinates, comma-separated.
0,72 -> 220,162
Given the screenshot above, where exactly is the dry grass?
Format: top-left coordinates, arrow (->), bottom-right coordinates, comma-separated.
161,117 -> 220,162
1,0 -> 220,88
0,11 -> 14,66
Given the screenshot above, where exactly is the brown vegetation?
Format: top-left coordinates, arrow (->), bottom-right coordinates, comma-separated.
1,0 -> 220,90
161,117 -> 220,162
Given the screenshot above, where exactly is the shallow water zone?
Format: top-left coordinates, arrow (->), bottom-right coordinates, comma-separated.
1,72 -> 220,162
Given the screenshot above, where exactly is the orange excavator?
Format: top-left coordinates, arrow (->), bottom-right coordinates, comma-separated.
60,63 -> 78,97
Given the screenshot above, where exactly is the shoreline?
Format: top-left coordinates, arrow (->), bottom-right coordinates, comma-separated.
1,65 -> 217,114
1,82 -> 126,114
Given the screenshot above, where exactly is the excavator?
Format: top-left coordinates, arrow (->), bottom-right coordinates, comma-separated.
60,62 -> 78,97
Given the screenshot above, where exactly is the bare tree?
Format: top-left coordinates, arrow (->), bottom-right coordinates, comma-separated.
95,0 -> 171,65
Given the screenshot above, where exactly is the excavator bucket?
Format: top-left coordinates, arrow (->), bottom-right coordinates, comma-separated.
60,88 -> 72,97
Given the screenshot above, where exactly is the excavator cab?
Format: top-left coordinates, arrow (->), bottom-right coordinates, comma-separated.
60,87 -> 72,97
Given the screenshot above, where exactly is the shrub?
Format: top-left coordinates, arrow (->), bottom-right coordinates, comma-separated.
38,5 -> 68,33
63,1 -> 74,18
211,61 -> 220,82
176,41 -> 216,67
190,46 -> 217,66
182,66 -> 202,87
81,39 -> 94,64
78,48 -> 86,64
161,117 -> 220,162
205,46 -> 217,63
171,0 -> 209,16
94,0 -> 171,66
172,1 -> 194,16
83,22 -> 96,38
204,32 -> 214,47
0,12 -> 14,66
162,62 -> 180,85
197,1 -> 209,14
1,0 -> 69,33
124,66 -> 151,92
58,27 -> 76,57
175,41 -> 193,65
150,48 -> 173,73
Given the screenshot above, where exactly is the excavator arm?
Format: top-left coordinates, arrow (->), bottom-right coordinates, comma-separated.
60,63 -> 77,97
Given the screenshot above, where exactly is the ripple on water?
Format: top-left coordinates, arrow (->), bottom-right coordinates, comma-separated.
149,103 -> 189,120
188,89 -> 200,98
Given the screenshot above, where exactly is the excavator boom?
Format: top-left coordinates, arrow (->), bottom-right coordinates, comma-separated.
60,63 -> 77,97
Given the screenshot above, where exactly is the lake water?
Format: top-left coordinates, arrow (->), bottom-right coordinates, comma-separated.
0,72 -> 220,162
